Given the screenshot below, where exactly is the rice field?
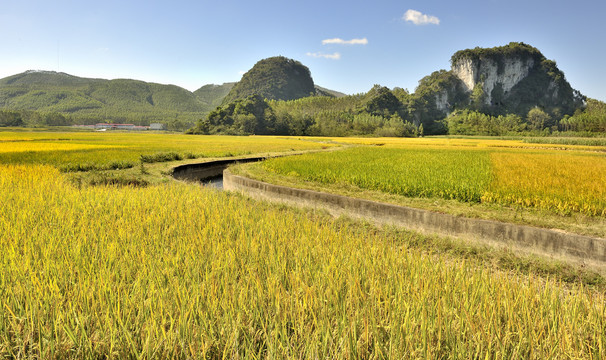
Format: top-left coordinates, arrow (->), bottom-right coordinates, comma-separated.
0,131 -> 335,170
1,164 -> 605,358
484,152 -> 606,216
326,136 -> 606,152
260,141 -> 606,216
2,132 -> 606,358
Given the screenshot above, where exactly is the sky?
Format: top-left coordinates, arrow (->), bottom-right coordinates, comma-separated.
1,0 -> 605,101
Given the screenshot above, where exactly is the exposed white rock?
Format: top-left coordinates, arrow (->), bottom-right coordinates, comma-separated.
451,57 -> 535,105
451,59 -> 477,92
435,91 -> 449,112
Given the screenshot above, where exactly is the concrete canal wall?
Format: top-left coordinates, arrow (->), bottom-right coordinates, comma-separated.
224,169 -> 606,273
172,157 -> 267,182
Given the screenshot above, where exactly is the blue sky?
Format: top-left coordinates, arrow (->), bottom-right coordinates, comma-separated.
1,0 -> 605,101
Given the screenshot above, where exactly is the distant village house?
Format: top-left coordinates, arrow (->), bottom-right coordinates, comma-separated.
72,123 -> 166,131
149,123 -> 166,130
95,123 -> 136,130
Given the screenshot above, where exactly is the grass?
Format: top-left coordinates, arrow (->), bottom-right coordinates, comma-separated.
1,164 -> 605,358
139,151 -> 196,163
484,151 -> 606,216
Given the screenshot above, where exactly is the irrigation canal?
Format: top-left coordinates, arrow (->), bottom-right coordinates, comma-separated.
171,156 -> 268,188
172,154 -> 606,273
202,175 -> 224,189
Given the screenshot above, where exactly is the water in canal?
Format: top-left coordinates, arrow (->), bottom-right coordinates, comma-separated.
202,175 -> 223,189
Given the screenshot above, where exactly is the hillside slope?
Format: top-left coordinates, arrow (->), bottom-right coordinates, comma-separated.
222,57 -> 318,104
194,82 -> 236,108
0,70 -> 344,126
0,71 -> 211,124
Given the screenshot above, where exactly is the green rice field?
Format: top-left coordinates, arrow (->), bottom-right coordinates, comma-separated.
259,142 -> 606,216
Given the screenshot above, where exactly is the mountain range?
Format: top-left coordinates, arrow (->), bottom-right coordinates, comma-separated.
190,43 -> 593,136
0,42 -> 593,135
0,70 -> 343,127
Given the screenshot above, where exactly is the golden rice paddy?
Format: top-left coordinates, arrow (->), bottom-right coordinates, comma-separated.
1,131 -> 605,358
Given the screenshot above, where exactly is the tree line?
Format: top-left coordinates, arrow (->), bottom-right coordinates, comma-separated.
3,87 -> 604,136
188,86 -> 605,137
0,109 -> 72,127
0,108 -> 195,131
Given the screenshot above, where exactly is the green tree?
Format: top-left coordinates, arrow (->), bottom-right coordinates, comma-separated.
470,82 -> 486,111
527,107 -> 551,130
168,119 -> 188,132
233,113 -> 257,134
0,110 -> 23,127
495,114 -> 525,134
188,118 -> 210,134
43,112 -> 72,126
360,85 -> 403,117
562,99 -> 606,132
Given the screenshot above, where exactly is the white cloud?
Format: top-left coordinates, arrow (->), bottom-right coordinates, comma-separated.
403,9 -> 440,25
306,52 -> 341,60
322,38 -> 368,45
238,70 -> 246,75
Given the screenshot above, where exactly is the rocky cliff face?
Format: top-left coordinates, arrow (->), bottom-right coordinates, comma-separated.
440,42 -> 584,117
410,43 -> 584,135
451,56 -> 535,105
434,90 -> 450,112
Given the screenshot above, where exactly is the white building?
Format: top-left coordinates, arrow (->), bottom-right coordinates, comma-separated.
149,123 -> 166,130
94,123 -> 136,130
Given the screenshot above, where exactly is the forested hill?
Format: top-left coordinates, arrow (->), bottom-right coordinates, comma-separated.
0,70 -> 344,129
0,71 -> 218,127
193,82 -> 237,109
222,57 -> 320,104
190,43 -> 601,137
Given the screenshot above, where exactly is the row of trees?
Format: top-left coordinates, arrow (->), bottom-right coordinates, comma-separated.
3,84 -> 603,136
447,101 -> 606,136
0,109 -> 72,127
446,108 -> 553,135
188,88 -> 425,137
560,99 -> 606,132
0,108 -> 194,131
190,84 -> 605,137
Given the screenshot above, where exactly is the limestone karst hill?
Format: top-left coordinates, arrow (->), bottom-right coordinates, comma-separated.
428,42 -> 584,118
222,56 -> 320,104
